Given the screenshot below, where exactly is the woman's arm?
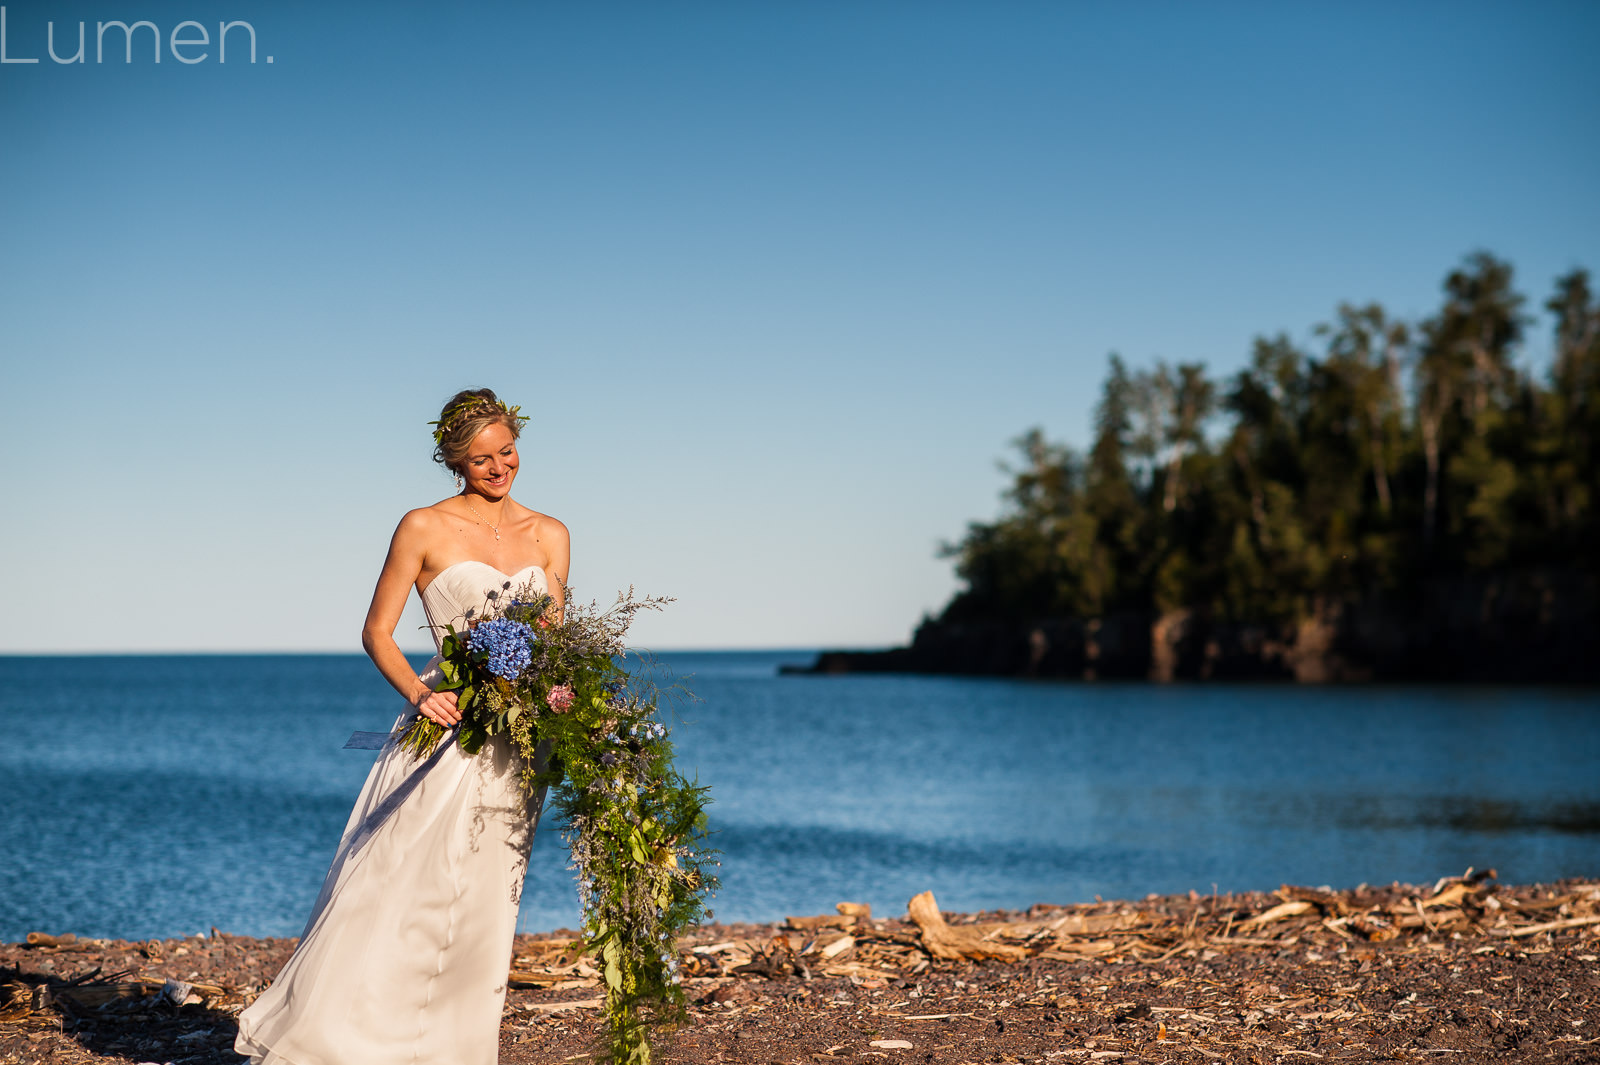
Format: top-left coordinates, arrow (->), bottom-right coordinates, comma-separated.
540,515 -> 572,622
361,510 -> 462,726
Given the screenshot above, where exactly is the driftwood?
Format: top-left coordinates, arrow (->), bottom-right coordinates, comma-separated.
1237,899 -> 1312,927
906,890 -> 1028,961
818,934 -> 855,960
1037,938 -> 1118,959
1493,913 -> 1600,938
520,995 -> 603,1013
1419,881 -> 1474,909
5,876 -> 1600,1065
1043,910 -> 1142,935
784,914 -> 856,931
24,933 -> 77,948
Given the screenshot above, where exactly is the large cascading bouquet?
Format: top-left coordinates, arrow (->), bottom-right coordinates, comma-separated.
397,580 -> 716,1065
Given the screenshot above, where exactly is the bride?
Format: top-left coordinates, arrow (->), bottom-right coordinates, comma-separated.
236,389 -> 568,1065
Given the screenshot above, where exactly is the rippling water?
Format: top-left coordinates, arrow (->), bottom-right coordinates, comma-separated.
1,652 -> 1597,941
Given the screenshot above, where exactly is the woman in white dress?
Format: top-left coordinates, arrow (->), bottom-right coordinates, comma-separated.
236,389 -> 569,1065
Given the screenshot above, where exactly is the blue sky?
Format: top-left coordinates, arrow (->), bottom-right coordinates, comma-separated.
3,0 -> 1597,652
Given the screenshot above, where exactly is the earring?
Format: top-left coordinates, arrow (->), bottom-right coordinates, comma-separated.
454,472 -> 463,490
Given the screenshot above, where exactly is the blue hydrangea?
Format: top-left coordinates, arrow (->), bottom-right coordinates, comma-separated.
468,617 -> 536,680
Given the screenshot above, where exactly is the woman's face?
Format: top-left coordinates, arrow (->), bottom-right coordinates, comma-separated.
460,422 -> 519,498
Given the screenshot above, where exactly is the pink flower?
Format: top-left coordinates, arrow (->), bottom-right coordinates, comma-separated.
547,683 -> 575,713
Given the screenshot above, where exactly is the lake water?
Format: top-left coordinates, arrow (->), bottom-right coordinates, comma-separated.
1,651 -> 1597,942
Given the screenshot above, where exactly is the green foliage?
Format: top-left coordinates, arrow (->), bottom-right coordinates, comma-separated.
397,587 -> 717,1065
943,253 -> 1600,625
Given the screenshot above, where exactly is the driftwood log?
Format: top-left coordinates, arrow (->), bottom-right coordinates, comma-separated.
906,890 -> 1027,961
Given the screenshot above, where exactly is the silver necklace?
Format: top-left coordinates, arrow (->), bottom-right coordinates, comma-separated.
463,498 -> 506,541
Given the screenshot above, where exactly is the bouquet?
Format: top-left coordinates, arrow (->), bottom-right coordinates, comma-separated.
397,580 -> 717,1065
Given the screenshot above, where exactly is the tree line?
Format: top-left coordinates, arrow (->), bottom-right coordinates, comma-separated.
940,252 -> 1600,629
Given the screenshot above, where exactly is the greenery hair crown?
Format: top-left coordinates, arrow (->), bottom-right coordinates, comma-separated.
429,394 -> 526,446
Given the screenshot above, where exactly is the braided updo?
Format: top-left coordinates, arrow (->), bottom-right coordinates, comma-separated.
430,388 -> 528,476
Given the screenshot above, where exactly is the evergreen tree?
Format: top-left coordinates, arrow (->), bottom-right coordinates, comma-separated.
939,252 -> 1595,633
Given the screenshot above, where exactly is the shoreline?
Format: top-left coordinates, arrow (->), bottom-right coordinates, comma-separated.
4,875 -> 1598,1063
790,568 -> 1600,683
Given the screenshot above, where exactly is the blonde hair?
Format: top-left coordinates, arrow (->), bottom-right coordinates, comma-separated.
430,388 -> 527,475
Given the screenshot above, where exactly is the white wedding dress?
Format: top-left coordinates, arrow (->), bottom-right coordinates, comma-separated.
236,562 -> 549,1065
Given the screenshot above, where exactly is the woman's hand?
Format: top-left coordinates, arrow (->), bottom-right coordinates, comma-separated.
414,686 -> 461,727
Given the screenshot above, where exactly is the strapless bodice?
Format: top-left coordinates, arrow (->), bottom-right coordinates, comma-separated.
420,561 -> 548,651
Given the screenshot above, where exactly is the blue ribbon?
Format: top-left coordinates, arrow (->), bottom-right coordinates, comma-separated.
340,721 -> 458,854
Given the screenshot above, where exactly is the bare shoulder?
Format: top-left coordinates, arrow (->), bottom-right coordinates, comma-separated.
395,502 -> 452,536
530,510 -> 570,546
389,502 -> 461,554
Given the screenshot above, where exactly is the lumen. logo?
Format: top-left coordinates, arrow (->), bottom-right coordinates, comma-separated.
0,7 -> 271,65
